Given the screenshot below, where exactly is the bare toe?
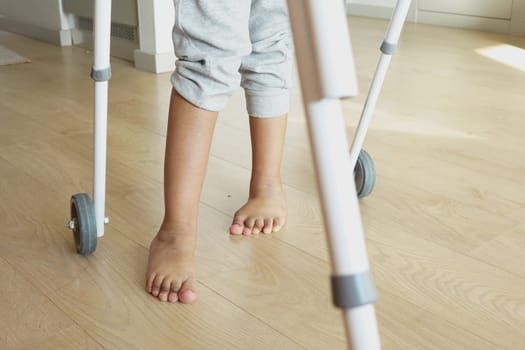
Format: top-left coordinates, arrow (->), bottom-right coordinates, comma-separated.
158,279 -> 171,302
230,222 -> 244,235
263,218 -> 273,234
168,289 -> 179,303
168,281 -> 181,303
230,213 -> 247,235
151,275 -> 163,297
273,218 -> 283,232
242,217 -> 256,235
178,278 -> 197,304
146,273 -> 156,293
253,218 -> 264,234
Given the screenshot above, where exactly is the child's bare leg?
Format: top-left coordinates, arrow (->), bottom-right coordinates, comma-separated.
230,114 -> 287,235
147,89 -> 217,303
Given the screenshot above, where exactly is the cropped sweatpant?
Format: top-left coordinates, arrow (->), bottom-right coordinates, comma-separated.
171,0 -> 293,117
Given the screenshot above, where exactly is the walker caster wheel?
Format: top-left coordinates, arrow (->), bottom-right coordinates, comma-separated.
69,193 -> 97,255
354,149 -> 376,199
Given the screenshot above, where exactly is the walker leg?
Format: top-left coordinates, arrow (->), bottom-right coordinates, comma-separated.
348,0 -> 412,166
92,0 -> 112,238
287,1 -> 381,349
67,0 -> 112,254
306,99 -> 381,350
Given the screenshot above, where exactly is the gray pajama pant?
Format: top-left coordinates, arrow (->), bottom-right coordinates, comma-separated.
171,0 -> 293,117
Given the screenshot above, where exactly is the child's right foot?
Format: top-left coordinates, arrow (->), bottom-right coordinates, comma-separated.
230,176 -> 287,235
146,225 -> 197,304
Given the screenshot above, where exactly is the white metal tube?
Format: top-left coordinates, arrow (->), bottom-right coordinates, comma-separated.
93,0 -> 112,70
306,0 -> 359,98
385,0 -> 412,44
94,82 -> 108,237
288,1 -> 381,348
346,305 -> 382,350
288,0 -> 359,102
348,0 -> 412,166
307,100 -> 370,273
93,0 -> 112,237
306,99 -> 381,350
349,54 -> 391,165
286,0 -> 320,103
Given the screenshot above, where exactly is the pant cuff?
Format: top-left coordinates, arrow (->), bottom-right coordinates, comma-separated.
245,90 -> 290,118
171,72 -> 230,112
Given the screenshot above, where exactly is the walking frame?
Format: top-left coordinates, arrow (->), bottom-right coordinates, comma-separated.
67,1 -> 412,348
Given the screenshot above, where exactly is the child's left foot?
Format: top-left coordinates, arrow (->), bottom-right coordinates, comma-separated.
230,177 -> 287,235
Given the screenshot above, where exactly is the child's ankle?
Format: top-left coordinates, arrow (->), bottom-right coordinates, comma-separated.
159,219 -> 197,236
249,173 -> 282,196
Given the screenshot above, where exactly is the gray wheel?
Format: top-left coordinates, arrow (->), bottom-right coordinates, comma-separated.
70,193 -> 97,255
354,149 -> 376,198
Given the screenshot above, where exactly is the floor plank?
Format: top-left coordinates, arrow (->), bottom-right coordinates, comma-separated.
0,257 -> 76,350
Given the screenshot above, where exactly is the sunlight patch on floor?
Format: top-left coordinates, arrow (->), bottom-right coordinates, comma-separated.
476,44 -> 525,72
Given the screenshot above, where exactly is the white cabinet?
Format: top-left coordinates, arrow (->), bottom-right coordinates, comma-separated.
348,0 -> 525,35
417,0 -> 524,34
418,0 -> 513,20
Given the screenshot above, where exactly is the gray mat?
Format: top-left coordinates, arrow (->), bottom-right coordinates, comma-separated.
0,45 -> 31,66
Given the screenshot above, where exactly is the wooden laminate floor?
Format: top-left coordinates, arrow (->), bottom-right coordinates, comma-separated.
1,17 -> 524,350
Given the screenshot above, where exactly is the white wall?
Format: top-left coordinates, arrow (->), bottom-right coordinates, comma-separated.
0,0 -> 74,45
348,0 -> 525,35
1,0 -> 63,30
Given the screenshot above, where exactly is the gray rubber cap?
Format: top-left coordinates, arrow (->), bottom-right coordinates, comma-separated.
331,271 -> 378,309
91,66 -> 112,81
380,41 -> 396,55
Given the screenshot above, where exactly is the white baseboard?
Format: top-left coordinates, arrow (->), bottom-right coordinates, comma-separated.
346,3 -> 513,34
0,18 -> 73,46
417,10 -> 510,34
347,4 -> 394,20
133,50 -> 175,73
71,29 -> 137,61
346,3 -> 418,22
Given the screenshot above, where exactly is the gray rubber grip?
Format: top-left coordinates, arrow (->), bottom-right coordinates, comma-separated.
380,41 -> 396,55
91,66 -> 112,81
331,271 -> 378,309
